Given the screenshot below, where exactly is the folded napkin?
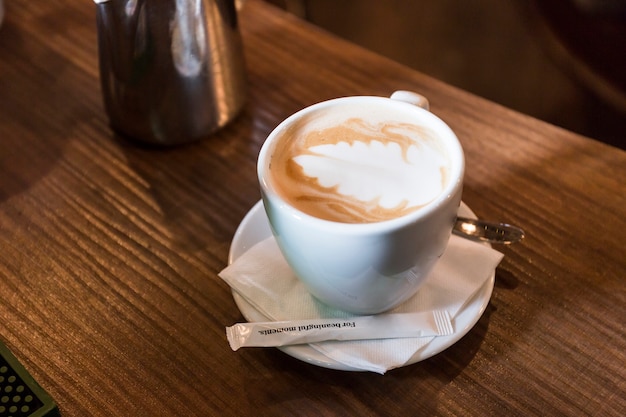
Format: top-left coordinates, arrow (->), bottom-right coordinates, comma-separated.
220,235 -> 503,374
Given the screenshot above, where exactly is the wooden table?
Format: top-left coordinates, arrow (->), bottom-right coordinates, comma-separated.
1,1 -> 624,415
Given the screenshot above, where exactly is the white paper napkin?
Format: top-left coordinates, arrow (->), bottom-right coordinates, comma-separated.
220,235 -> 503,374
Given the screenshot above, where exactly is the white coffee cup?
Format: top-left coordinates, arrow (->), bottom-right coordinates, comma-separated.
257,91 -> 464,314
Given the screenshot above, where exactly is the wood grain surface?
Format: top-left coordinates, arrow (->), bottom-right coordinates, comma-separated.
1,1 -> 624,415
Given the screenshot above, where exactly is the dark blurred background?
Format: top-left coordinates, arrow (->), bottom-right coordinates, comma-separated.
266,0 -> 626,150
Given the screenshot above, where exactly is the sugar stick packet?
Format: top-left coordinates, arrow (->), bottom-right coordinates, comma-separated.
226,310 -> 453,351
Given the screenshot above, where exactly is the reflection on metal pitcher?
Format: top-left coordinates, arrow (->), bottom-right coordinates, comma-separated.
95,0 -> 247,145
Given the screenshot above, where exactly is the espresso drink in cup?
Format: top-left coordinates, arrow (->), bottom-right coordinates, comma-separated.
268,102 -> 452,224
258,93 -> 464,314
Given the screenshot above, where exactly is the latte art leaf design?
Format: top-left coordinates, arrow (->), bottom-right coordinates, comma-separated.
269,110 -> 452,223
293,139 -> 447,209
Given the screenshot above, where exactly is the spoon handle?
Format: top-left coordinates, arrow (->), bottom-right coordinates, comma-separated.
454,217 -> 525,244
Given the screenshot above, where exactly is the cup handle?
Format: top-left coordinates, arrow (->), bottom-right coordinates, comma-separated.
390,90 -> 430,111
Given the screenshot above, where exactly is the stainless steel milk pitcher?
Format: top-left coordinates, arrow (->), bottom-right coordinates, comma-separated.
95,0 -> 247,145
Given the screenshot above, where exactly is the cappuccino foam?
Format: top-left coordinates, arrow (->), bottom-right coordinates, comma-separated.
269,104 -> 451,223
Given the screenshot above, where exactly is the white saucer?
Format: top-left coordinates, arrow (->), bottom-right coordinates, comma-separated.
228,200 -> 495,371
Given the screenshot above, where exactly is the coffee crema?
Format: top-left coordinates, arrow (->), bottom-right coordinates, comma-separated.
269,106 -> 451,223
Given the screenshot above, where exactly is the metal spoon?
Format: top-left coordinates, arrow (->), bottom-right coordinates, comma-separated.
454,217 -> 525,244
